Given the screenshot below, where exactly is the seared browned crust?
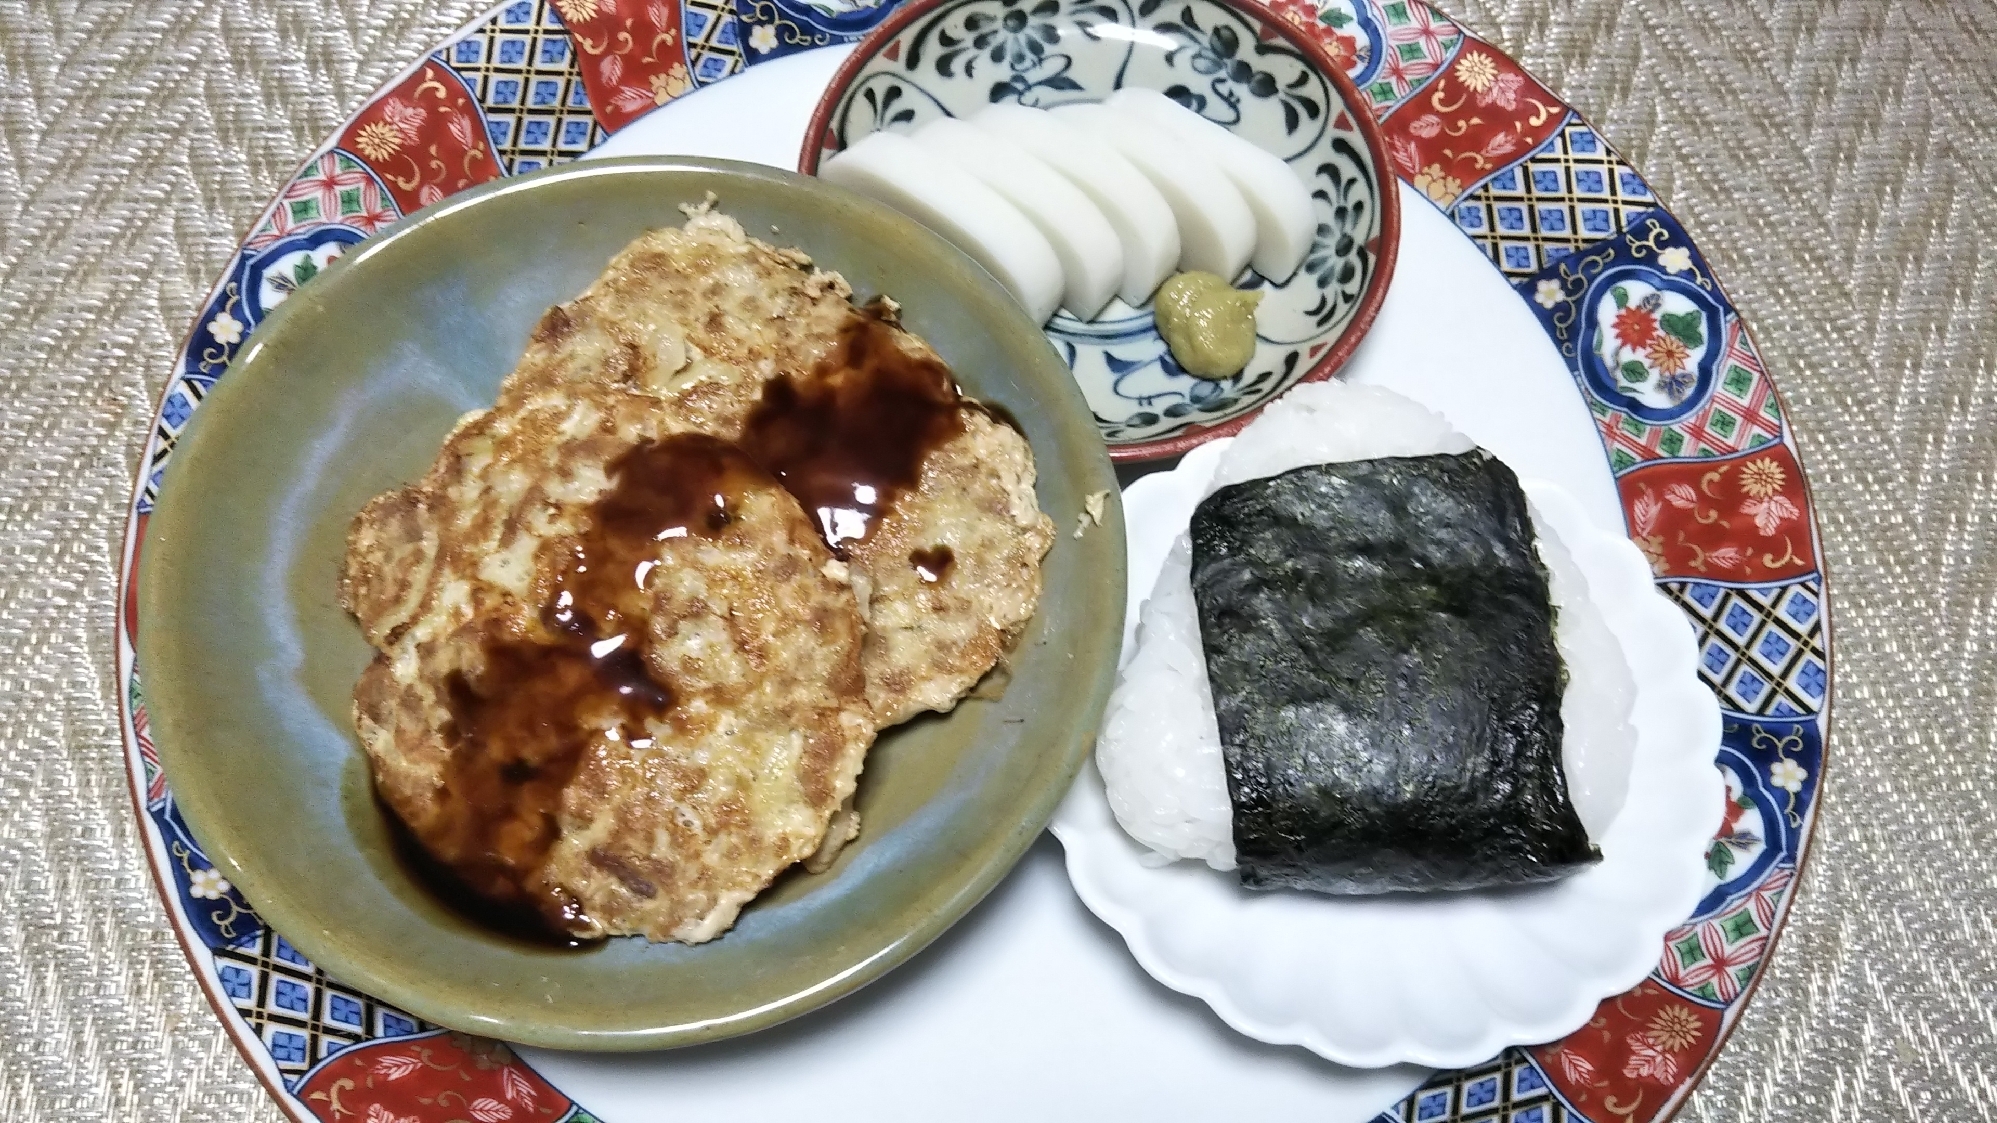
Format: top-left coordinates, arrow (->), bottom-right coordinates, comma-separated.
338,211 -> 858,649
846,410 -> 1055,726
340,209 -> 1051,944
354,477 -> 874,943
550,482 -> 873,942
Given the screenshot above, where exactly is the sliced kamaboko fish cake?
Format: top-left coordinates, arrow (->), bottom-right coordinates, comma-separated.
1049,102 -> 1256,282
972,104 -> 1179,307
912,116 -> 1125,320
1105,88 -> 1315,283
820,130 -> 1063,323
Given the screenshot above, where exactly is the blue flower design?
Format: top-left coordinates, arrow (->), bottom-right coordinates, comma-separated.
965,0 -> 1063,69
1147,2 -> 1321,132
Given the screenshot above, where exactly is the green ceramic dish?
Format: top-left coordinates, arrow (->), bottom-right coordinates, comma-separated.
139,157 -> 1124,1051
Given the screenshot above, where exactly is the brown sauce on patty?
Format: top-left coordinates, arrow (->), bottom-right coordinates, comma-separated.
424,434 -> 768,940
741,309 -> 967,555
400,311 -> 975,942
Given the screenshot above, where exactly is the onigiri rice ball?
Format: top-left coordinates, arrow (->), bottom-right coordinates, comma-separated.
1096,382 -> 1636,872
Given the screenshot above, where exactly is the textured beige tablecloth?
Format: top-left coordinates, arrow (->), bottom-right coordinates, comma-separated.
1,0 -> 1991,1117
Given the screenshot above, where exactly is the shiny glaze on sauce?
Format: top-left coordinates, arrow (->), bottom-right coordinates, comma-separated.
382,802 -> 595,949
910,545 -> 954,584
403,310 -> 970,941
741,309 -> 966,554
424,434 -> 769,941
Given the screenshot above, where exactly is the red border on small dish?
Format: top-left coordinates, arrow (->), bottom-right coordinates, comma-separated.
794,0 -> 1403,463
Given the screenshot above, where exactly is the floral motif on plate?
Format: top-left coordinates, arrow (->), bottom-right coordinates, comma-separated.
1532,982 -> 1725,1122
736,0 -> 900,62
1356,0 -> 1460,112
1259,0 -> 1376,84
247,152 -> 401,251
1589,320 -> 1785,471
1619,443 -> 1815,584
1379,40 -> 1566,209
1659,865 -> 1793,1006
558,0 -> 697,130
119,3 -> 1830,1121
294,1032 -> 592,1123
338,58 -> 500,212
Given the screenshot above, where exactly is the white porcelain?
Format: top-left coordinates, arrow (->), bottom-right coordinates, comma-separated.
1051,437 -> 1726,1070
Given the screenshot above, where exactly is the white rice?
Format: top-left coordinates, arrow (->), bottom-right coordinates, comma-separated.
1097,382 -> 1636,869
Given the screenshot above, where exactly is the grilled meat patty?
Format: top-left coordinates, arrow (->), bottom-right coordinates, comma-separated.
340,208 -> 1052,943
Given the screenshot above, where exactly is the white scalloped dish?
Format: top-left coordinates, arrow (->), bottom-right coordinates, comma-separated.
1051,387 -> 1724,1070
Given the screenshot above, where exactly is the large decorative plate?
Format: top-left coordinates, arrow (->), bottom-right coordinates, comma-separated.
116,2 -> 1830,1120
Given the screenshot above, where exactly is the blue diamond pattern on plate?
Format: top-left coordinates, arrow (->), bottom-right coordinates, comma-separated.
1452,118 -> 1656,282
1382,1050 -> 1572,1121
207,926 -> 433,1088
1665,579 -> 1827,717
442,0 -> 607,175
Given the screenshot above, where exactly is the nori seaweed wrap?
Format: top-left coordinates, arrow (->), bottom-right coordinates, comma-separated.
1189,452 -> 1600,894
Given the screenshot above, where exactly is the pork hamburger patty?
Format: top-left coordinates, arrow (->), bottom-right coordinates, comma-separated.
340,208 -> 1053,943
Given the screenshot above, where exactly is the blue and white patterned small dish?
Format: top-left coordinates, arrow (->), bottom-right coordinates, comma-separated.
799,0 -> 1401,460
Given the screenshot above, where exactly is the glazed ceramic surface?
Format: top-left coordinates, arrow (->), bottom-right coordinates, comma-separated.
1053,435 -> 1725,1069
137,157 -> 1125,1052
116,2 -> 1829,1120
800,0 -> 1399,459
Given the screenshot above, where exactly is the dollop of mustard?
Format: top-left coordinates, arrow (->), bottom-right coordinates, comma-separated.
1153,271 -> 1263,380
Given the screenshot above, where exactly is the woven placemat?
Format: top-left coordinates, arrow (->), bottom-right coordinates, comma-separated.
0,0 -> 1990,1116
